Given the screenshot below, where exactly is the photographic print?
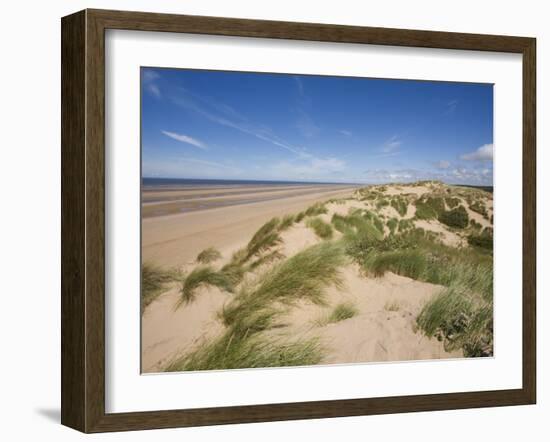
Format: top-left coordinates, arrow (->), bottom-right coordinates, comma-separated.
140,68 -> 494,374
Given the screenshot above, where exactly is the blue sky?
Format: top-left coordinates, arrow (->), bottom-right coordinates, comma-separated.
141,67 -> 493,185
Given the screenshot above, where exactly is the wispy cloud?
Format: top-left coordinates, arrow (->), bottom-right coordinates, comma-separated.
445,99 -> 459,114
380,135 -> 402,153
142,70 -> 161,99
171,88 -> 354,180
294,76 -> 306,101
177,157 -> 236,170
339,130 -> 352,137
173,92 -> 309,157
271,157 -> 346,180
295,109 -> 320,138
161,130 -> 207,149
460,143 -> 493,161
293,76 -> 319,138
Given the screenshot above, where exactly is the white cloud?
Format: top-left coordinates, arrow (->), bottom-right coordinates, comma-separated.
435,160 -> 451,169
362,166 -> 493,185
142,70 -> 161,99
271,157 -> 346,180
460,143 -> 494,161
339,130 -> 352,136
161,130 -> 207,149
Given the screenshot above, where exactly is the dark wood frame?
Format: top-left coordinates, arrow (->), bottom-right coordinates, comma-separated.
61,8 -> 536,433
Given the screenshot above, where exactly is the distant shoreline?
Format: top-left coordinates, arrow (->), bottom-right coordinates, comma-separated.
143,177 -> 493,192
142,177 -> 362,188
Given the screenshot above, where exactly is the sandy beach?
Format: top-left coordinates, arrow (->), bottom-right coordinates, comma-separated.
142,183 -> 358,267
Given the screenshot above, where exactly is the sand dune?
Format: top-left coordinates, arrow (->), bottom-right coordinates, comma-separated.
142,181 -> 493,372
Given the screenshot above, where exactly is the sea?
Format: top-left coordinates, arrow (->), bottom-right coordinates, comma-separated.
142,177 -> 358,188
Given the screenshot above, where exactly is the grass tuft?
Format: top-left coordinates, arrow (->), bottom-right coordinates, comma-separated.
141,262 -> 175,311
164,332 -> 323,372
414,197 -> 445,220
305,202 -> 328,217
196,247 -> 222,264
387,217 -> 398,234
307,217 -> 334,239
445,197 -> 461,209
279,214 -> 296,230
467,229 -> 493,251
439,206 -> 469,229
178,266 -> 233,307
315,302 -> 358,326
330,302 -> 358,322
246,218 -> 282,259
384,300 -> 401,312
221,242 -> 346,333
390,197 -> 408,216
417,283 -> 493,357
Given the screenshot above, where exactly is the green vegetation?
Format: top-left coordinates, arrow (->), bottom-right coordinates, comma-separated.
376,198 -> 390,209
384,300 -> 400,312
414,196 -> 445,220
141,263 -> 175,311
221,242 -> 345,333
470,219 -> 482,231
316,302 -> 359,326
307,217 -> 334,239
331,211 -> 384,241
245,217 -> 282,259
329,302 -> 358,322
178,266 -> 233,307
305,202 -> 328,217
468,229 -> 493,251
279,214 -> 296,230
387,217 -> 398,234
364,211 -> 385,233
417,282 -> 493,357
248,250 -> 284,270
295,211 -> 306,223
196,247 -> 222,264
342,218 -> 493,357
398,218 -> 414,232
439,206 -> 469,229
165,332 -> 323,372
390,197 -> 408,217
167,242 -> 346,371
445,197 -> 461,209
331,213 -> 351,234
469,200 -> 488,217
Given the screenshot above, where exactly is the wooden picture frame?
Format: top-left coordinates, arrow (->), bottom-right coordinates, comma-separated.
61,8 -> 536,433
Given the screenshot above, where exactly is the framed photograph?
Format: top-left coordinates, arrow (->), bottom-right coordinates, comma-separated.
61,9 -> 536,433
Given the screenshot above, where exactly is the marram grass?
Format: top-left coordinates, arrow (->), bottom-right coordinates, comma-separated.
307,217 -> 334,239
315,302 -> 358,326
141,262 -> 175,311
177,266 -> 234,307
196,247 -> 222,264
164,331 -> 323,372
